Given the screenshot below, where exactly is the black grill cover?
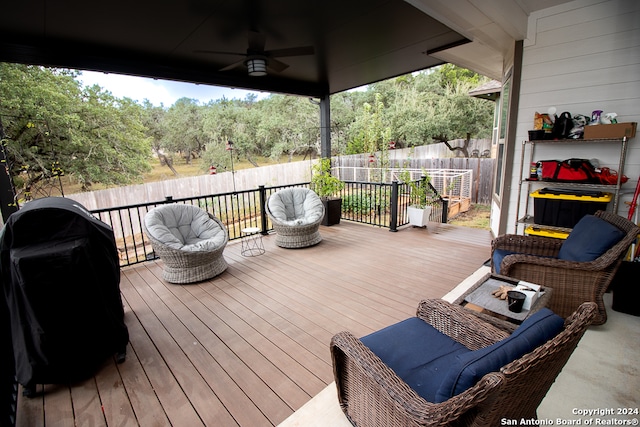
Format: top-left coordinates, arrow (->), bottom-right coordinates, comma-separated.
0,197 -> 128,391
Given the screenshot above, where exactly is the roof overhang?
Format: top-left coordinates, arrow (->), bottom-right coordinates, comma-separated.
0,0 -> 575,97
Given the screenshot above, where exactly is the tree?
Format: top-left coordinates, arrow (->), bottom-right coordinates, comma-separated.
258,95 -> 319,162
69,88 -> 152,189
346,93 -> 391,157
329,92 -> 360,155
0,64 -> 152,199
141,101 -> 177,175
201,97 -> 258,172
344,66 -> 494,151
162,97 -> 206,164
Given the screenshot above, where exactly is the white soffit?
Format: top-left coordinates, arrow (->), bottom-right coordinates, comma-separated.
405,0 -> 575,79
431,42 -> 504,80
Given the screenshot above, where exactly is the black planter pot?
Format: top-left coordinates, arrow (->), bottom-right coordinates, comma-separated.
322,198 -> 342,226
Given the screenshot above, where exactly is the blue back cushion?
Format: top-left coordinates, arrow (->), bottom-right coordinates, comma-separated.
558,215 -> 625,262
434,308 -> 564,403
492,249 -> 517,274
361,317 -> 470,403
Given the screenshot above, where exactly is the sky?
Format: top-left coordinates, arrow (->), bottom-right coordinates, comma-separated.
78,70 -> 271,107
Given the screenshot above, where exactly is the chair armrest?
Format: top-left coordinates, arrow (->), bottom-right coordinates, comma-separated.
331,331 -> 428,411
330,330 -> 505,426
416,299 -> 509,350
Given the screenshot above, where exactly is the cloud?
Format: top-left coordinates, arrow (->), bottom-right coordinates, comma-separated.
78,71 -> 269,107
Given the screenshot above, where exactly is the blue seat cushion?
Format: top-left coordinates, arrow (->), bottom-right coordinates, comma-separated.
492,249 -> 517,274
558,215 -> 625,262
361,317 -> 470,402
434,308 -> 564,403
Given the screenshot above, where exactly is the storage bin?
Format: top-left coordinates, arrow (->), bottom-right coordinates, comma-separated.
524,226 -> 569,239
531,188 -> 612,228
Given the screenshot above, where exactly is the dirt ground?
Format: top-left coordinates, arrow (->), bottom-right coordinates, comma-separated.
448,204 -> 491,229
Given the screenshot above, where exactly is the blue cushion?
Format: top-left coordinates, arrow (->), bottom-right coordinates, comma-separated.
558,215 -> 625,262
361,317 -> 470,403
492,249 -> 517,274
434,308 -> 564,403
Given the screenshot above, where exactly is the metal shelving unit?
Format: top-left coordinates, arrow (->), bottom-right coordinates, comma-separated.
515,137 -> 629,235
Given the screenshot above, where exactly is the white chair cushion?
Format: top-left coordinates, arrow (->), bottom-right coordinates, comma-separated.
145,204 -> 226,252
268,188 -> 324,225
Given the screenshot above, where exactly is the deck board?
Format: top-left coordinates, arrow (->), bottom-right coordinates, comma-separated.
15,221 -> 491,426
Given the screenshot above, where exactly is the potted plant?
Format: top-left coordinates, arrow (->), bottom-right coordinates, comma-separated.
399,170 -> 435,228
311,158 -> 345,226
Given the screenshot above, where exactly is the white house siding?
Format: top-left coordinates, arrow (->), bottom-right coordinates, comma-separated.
504,0 -> 640,234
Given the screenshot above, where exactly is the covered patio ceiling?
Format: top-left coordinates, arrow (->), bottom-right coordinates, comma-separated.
0,0 -> 573,98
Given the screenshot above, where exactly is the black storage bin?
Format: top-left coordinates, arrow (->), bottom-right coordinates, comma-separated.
610,261 -> 640,316
531,188 -> 611,228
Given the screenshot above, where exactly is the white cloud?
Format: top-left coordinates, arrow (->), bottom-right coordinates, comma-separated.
78,71 -> 269,107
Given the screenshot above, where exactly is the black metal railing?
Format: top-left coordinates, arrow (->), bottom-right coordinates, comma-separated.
90,180 -> 448,267
339,179 -> 448,230
90,183 -> 307,266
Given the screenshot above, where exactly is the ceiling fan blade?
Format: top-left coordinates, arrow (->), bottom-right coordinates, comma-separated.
267,58 -> 289,73
265,46 -> 315,58
248,30 -> 266,51
219,59 -> 247,72
195,50 -> 246,56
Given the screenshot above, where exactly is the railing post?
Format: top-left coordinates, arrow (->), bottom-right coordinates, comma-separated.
442,198 -> 449,223
259,185 -> 268,235
389,180 -> 398,232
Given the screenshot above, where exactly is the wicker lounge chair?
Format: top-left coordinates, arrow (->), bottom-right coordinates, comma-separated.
331,299 -> 597,427
491,210 -> 639,325
143,204 -> 228,283
265,188 -> 325,248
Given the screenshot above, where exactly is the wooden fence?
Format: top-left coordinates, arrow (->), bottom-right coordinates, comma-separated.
68,161 -> 315,211
336,157 -> 494,205
68,141 -> 495,210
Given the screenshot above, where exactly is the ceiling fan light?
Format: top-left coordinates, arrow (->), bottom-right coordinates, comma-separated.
246,58 -> 267,76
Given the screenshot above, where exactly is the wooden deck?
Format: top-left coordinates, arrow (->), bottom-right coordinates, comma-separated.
15,221 -> 492,427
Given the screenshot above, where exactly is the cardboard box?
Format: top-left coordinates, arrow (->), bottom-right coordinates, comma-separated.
583,122 -> 637,139
515,281 -> 542,311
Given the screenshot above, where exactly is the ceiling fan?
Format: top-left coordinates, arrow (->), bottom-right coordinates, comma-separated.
197,30 -> 314,76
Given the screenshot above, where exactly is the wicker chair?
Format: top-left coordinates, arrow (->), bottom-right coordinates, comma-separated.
143,204 -> 228,283
265,188 -> 325,248
331,299 -> 597,427
491,210 -> 639,325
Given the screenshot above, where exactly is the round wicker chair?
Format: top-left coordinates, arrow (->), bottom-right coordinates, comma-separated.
143,204 -> 228,283
266,188 -> 325,248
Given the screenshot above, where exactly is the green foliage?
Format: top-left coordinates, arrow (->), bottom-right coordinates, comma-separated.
366,67 -> 494,146
433,64 -> 483,88
310,158 -> 344,199
399,169 -> 436,208
341,193 -> 373,214
0,64 -> 151,199
342,190 -> 390,214
162,97 -> 206,164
